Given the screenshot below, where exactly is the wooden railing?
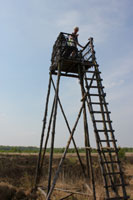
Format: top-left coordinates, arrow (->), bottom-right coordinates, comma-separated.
51,32 -> 96,67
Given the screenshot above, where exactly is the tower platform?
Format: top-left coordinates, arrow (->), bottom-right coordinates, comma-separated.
50,32 -> 95,74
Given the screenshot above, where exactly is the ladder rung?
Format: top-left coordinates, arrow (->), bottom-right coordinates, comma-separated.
94,120 -> 112,123
91,111 -> 111,114
100,139 -> 117,142
89,93 -> 106,97
100,147 -> 115,149
96,129 -> 114,132
101,147 -> 114,150
85,70 -> 101,74
91,102 -> 108,105
101,160 -> 120,164
85,147 -> 91,150
82,62 -> 94,66
106,196 -> 129,200
85,78 -> 103,81
104,183 -> 128,188
99,148 -> 118,153
86,86 -> 104,89
52,71 -> 79,78
104,171 -> 122,176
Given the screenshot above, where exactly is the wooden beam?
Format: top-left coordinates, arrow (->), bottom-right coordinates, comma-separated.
38,187 -> 47,198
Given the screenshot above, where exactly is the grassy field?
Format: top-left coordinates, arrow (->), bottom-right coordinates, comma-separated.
0,153 -> 132,200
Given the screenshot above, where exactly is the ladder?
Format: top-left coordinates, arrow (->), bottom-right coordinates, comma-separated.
78,61 -> 129,199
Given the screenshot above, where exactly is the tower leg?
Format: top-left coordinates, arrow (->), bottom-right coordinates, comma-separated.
39,95 -> 56,177
47,62 -> 61,195
78,67 -> 90,179
34,72 -> 52,190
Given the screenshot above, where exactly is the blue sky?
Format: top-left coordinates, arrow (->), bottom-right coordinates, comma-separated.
0,0 -> 133,147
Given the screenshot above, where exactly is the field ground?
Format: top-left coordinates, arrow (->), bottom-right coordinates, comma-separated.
0,153 -> 132,200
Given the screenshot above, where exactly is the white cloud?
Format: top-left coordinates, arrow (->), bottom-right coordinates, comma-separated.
104,54 -> 133,89
56,10 -> 80,28
0,112 -> 7,121
54,0 -> 129,44
105,80 -> 124,89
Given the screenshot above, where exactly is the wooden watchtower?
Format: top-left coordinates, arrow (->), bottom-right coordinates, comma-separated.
34,32 -> 129,200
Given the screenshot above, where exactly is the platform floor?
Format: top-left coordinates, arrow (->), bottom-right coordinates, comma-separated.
50,58 -> 93,74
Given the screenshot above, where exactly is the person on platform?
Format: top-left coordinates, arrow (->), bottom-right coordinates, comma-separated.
68,27 -> 84,48
68,27 -> 84,57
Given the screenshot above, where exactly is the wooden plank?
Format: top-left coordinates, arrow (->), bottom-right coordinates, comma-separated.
106,196 -> 129,200
104,183 -> 128,188
94,120 -> 112,123
104,172 -> 122,176
53,187 -> 91,196
85,71 -> 101,74
91,111 -> 111,114
87,86 -> 104,89
89,93 -> 106,97
59,193 -> 73,200
85,78 -> 103,81
91,102 -> 108,105
38,187 -> 47,198
100,139 -> 117,142
101,160 -> 120,164
96,129 -> 114,132
52,71 -> 79,78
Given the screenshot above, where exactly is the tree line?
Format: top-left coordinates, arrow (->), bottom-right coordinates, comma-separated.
0,145 -> 132,154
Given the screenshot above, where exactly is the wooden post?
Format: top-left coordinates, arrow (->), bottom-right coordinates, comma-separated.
34,72 -> 52,190
78,65 -> 96,200
78,65 -> 90,179
47,62 -> 61,195
39,95 -> 56,178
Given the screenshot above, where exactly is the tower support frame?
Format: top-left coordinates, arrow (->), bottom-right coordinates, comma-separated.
34,33 -> 129,200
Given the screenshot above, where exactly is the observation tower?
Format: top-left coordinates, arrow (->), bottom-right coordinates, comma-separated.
34,32 -> 129,200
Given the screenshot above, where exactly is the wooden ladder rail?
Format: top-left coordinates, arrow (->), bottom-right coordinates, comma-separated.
83,67 -> 112,198
92,64 -> 119,196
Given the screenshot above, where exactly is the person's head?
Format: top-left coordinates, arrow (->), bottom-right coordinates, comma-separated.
74,26 -> 79,34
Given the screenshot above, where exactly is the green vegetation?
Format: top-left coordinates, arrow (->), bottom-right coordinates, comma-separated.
0,146 -> 91,153
0,146 -> 39,153
118,147 -> 126,159
0,146 -> 132,154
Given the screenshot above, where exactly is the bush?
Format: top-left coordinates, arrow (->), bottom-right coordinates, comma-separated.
118,147 -> 126,159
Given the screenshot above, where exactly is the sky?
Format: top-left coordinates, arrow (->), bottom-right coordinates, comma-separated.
0,0 -> 133,147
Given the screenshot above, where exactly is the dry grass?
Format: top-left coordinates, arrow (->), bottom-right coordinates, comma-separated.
0,182 -> 37,200
0,153 -> 132,200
